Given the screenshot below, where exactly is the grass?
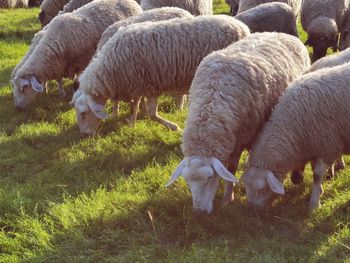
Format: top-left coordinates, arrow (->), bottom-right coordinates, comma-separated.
1,3 -> 350,263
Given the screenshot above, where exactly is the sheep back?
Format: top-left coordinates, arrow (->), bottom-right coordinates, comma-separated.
182,32 -> 310,162
140,0 -> 213,15
238,0 -> 301,17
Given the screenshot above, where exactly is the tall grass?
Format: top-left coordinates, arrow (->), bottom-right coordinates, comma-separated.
0,3 -> 349,263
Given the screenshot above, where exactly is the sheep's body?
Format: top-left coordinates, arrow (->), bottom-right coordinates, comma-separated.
0,0 -> 28,7
140,0 -> 212,15
167,32 -> 310,214
39,0 -> 70,27
60,0 -> 92,13
301,0 -> 349,62
308,47 -> 350,72
225,0 -> 239,15
235,2 -> 298,36
238,0 -> 301,16
244,63 -> 350,210
13,0 -> 142,109
75,15 -> 249,133
98,7 -> 193,51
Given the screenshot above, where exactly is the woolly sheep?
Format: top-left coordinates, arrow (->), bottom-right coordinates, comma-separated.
242,63 -> 350,211
95,7 -> 193,121
140,0 -> 213,15
166,32 -> 310,214
0,0 -> 28,7
225,0 -> 239,15
238,0 -> 301,17
39,0 -> 70,27
235,2 -> 298,36
70,15 -> 250,135
13,0 -> 142,109
301,0 -> 349,62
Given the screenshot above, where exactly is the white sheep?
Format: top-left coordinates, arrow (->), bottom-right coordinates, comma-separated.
235,2 -> 298,36
166,32 -> 310,214
242,63 -> 350,211
13,0 -> 142,109
238,0 -> 301,17
140,0 -> 213,15
39,0 -> 70,27
301,0 -> 349,62
70,15 -> 250,135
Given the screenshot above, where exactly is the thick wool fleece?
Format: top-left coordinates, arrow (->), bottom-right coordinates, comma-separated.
308,47 -> 350,72
79,16 -> 249,101
235,2 -> 298,36
249,63 -> 350,177
182,32 -> 310,163
140,0 -> 212,15
238,0 -> 301,16
17,0 -> 142,84
98,7 -> 193,51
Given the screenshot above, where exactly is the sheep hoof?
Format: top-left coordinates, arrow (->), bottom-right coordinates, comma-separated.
308,200 -> 321,211
167,123 -> 181,132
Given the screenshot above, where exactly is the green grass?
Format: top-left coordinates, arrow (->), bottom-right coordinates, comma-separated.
1,3 -> 350,263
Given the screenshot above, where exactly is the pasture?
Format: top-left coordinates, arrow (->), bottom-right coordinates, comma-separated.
0,1 -> 350,262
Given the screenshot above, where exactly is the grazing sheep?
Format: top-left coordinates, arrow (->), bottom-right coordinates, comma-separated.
238,0 -> 301,17
13,0 -> 142,109
71,15 -> 250,135
166,32 -> 310,214
140,0 -> 213,15
225,0 -> 239,15
235,2 -> 298,36
95,7 -> 193,120
242,63 -> 350,211
301,0 -> 349,62
39,0 -> 70,27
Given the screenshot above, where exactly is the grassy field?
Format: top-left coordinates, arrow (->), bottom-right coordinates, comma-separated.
1,2 -> 350,262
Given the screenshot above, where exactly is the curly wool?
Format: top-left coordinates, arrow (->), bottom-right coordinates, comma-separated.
235,2 -> 298,36
16,0 -> 142,85
238,0 -> 301,16
182,32 -> 310,163
140,0 -> 212,15
249,63 -> 350,177
98,7 -> 193,51
80,15 -> 249,100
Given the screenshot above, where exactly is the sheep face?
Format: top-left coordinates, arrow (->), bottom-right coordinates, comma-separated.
13,75 -> 44,109
166,157 -> 238,214
242,167 -> 284,209
72,92 -> 108,135
305,34 -> 338,62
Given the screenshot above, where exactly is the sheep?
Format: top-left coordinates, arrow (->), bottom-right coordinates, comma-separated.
70,15 -> 250,135
166,32 -> 310,214
94,7 -> 193,120
235,2 -> 298,36
140,0 -> 213,15
13,0 -> 142,110
39,0 -> 70,27
242,63 -> 350,211
60,0 -> 92,13
238,0 -> 301,17
301,0 -> 349,62
0,0 -> 28,7
225,0 -> 239,15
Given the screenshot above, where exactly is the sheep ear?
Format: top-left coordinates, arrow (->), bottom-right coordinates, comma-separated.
70,88 -> 83,107
165,159 -> 186,187
19,78 -> 30,93
87,99 -> 108,120
266,171 -> 284,195
30,76 -> 44,93
212,158 -> 238,183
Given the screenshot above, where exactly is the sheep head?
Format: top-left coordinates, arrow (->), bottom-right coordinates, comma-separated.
71,89 -> 108,136
13,75 -> 44,109
241,167 -> 284,210
166,157 -> 238,214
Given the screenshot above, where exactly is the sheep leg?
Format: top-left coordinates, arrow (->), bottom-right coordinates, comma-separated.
58,80 -> 66,98
222,149 -> 243,206
309,159 -> 327,211
111,97 -> 119,118
128,97 -> 141,127
147,96 -> 181,131
326,157 -> 345,180
174,95 -> 187,110
43,81 -> 48,94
